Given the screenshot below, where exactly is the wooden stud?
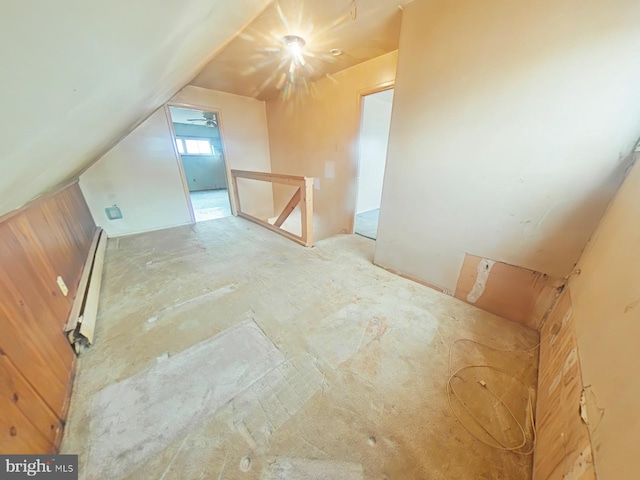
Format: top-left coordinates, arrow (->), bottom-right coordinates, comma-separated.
301,177 -> 314,247
231,171 -> 242,215
274,188 -> 301,227
237,212 -> 306,246
231,169 -> 306,187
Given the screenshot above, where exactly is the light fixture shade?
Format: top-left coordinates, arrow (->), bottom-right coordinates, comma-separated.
283,35 -> 306,50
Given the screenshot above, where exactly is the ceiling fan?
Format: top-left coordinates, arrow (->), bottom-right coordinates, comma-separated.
186,112 -> 218,128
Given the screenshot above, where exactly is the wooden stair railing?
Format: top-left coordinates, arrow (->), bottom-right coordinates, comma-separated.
230,169 -> 314,247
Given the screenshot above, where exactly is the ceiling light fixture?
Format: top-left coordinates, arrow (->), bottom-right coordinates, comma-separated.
283,35 -> 306,70
329,48 -> 343,56
283,35 -> 306,56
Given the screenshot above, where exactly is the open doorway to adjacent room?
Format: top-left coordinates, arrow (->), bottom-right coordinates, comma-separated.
168,106 -> 232,223
354,88 -> 394,240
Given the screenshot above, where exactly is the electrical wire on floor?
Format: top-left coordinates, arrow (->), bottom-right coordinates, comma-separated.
447,338 -> 539,455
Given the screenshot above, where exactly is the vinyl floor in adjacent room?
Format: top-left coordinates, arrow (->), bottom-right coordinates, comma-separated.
190,188 -> 232,222
354,208 -> 379,240
62,216 -> 539,480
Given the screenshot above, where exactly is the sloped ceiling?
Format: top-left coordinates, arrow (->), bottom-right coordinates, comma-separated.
191,0 -> 405,100
0,0 -> 271,217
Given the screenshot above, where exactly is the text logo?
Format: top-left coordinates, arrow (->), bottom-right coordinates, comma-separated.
1,455 -> 77,479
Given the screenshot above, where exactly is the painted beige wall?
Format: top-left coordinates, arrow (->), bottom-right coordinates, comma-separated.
375,0 -> 640,292
567,157 -> 640,479
0,0 -> 270,217
266,51 -> 398,241
79,108 -> 192,237
171,86 -> 274,220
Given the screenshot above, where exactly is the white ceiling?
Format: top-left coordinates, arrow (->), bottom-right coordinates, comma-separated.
0,0 -> 271,216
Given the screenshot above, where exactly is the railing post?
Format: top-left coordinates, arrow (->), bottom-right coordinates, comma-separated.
231,171 -> 241,215
301,177 -> 314,247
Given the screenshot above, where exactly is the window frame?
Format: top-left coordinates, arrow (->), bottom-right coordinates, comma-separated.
175,136 -> 215,156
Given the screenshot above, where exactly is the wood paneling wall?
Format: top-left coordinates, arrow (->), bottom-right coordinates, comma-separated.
533,291 -> 596,479
0,183 -> 96,453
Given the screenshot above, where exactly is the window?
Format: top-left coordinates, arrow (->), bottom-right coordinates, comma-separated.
175,139 -> 185,154
175,137 -> 214,155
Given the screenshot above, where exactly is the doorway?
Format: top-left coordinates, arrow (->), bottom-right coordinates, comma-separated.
168,106 -> 232,223
355,88 -> 394,240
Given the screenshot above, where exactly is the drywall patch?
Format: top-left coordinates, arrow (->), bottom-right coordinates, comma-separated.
466,259 -> 495,303
86,319 -> 284,479
455,253 -> 561,329
260,457 -> 364,480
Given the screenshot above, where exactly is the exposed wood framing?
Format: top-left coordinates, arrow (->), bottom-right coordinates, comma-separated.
231,169 -> 314,247
274,188 -> 301,227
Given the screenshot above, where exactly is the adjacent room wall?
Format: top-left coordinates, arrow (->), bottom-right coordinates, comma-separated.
375,0 -> 640,293
266,51 -> 397,242
564,157 -> 640,479
0,183 -> 96,453
173,123 -> 227,191
80,108 -> 193,237
357,89 -> 394,215
171,86 -> 274,220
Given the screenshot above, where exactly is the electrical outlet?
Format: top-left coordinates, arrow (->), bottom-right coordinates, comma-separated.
56,276 -> 69,296
105,205 -> 123,220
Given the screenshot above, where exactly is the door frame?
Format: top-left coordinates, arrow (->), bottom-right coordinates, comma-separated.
164,102 -> 236,224
351,81 -> 395,235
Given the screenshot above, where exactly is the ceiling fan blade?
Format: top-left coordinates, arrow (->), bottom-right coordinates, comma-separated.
257,46 -> 282,54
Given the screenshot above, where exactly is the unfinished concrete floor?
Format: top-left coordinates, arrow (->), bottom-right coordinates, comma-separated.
62,216 -> 539,480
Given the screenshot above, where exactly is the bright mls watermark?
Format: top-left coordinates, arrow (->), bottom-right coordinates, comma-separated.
0,455 -> 77,479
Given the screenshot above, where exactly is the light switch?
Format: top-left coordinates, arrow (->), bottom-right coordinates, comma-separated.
56,276 -> 69,296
